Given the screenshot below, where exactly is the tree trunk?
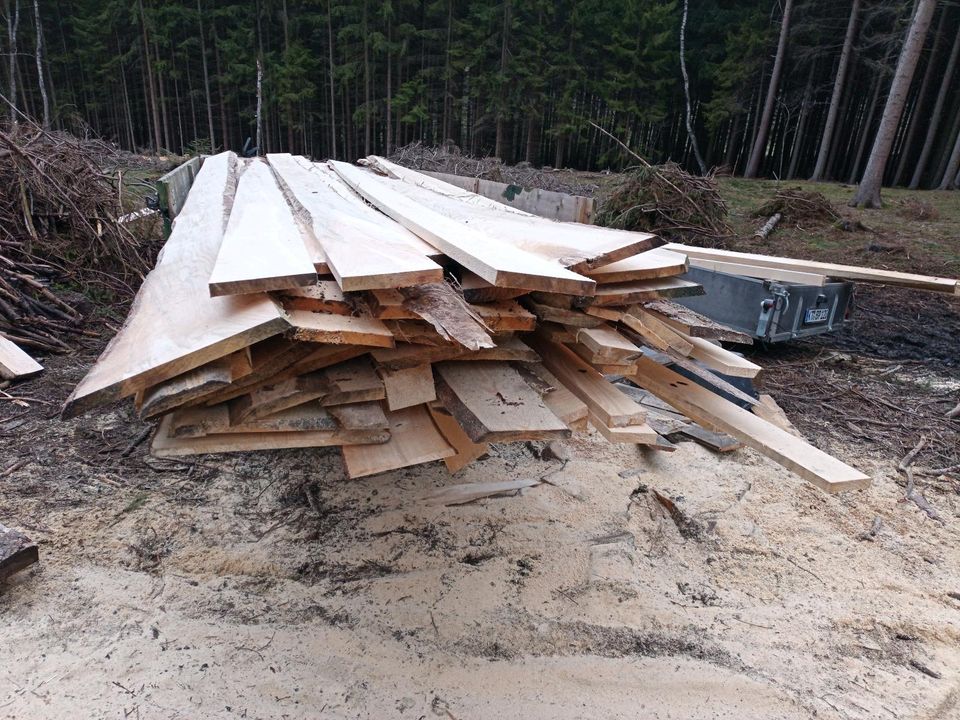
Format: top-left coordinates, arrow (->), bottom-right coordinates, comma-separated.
494,0 -> 511,160
787,60 -> 816,178
196,0 -> 215,151
363,0 -> 370,156
138,0 -> 162,151
32,0 -> 48,128
851,0 -> 936,208
255,56 -> 263,155
744,0 -> 794,178
7,0 -> 20,127
441,0 -> 452,142
679,0 -> 706,174
154,40 -> 171,151
847,70 -> 883,184
894,5 -> 947,185
909,20 -> 960,188
811,0 -> 860,180
938,114 -> 960,189
327,0 -> 337,159
385,13 -> 392,155
213,20 -> 229,150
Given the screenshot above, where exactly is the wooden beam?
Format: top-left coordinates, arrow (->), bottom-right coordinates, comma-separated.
629,357 -> 870,492
434,361 -> 570,442
208,158 -> 318,296
330,160 -> 596,295
665,243 -> 959,294
0,335 -> 42,380
621,310 -> 695,356
63,153 -> 289,418
526,337 -> 647,427
575,326 -> 643,364
269,154 -> 444,290
341,405 -> 455,478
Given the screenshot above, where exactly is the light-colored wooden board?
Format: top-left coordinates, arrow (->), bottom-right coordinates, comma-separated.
366,289 -> 421,319
621,310 -> 695,356
371,335 -> 539,370
341,405 -> 455,478
317,357 -> 386,406
576,326 -> 643,364
152,413 -> 385,457
641,300 -> 753,344
379,363 -> 437,411
428,401 -> 490,473
753,394 -> 802,437
523,300 -> 604,328
683,336 -> 762,379
139,348 -> 252,418
687,257 -> 827,286
519,363 -> 590,430
330,160 -> 596,295
469,301 -> 537,332
587,412 -> 659,444
458,271 -> 528,303
64,153 -> 289,418
367,156 -> 660,272
230,372 -> 331,424
276,280 -> 354,314
208,158 -> 317,296
665,242 -> 959,294
171,402 -> 353,437
587,249 -> 689,284
327,401 -> 390,431
285,308 -> 395,348
629,356 -> 870,492
0,335 -> 43,380
590,277 -> 705,306
269,154 -> 445,290
434,361 -> 570,443
526,337 -> 647,428
584,306 -> 624,322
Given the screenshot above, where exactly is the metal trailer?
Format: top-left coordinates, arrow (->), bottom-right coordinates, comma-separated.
675,266 -> 855,344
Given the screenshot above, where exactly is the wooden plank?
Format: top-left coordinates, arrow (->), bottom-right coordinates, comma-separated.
0,335 -> 43,380
753,394 -> 802,437
677,424 -> 742,452
0,523 -> 39,582
576,326 -> 642,364
156,157 -> 200,220
275,280 -> 354,314
523,300 -> 604,328
371,335 -> 539,370
469,301 -> 537,332
269,154 -> 445,290
683,336 -> 762,379
458,271 -> 528,303
330,160 -> 597,295
341,405 -> 455,478
629,357 -> 870,492
317,357 -> 386,406
369,157 -> 658,271
228,405 -> 341,434
516,363 -> 589,431
621,310 -> 695,356
587,249 -> 689,284
230,373 -> 331,424
526,337 -> 647,428
422,169 -> 596,224
366,289 -> 421,319
587,412 -> 659,444
400,283 -> 494,350
428,401 -> 490,473
666,243 -> 959,294
641,300 -> 754,344
590,277 -> 705,306
285,308 -> 395,348
208,158 -> 317,296
63,153 -> 289,418
327,401 -> 390,431
139,349 -> 252,418
379,363 -> 437,411
152,413 -> 385,457
687,257 -> 827,286
434,361 -> 570,442
584,306 -> 624,322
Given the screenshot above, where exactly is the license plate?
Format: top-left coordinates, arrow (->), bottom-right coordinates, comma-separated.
804,307 -> 829,323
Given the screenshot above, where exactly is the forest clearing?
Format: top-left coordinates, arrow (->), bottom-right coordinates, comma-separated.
1,0 -> 960,718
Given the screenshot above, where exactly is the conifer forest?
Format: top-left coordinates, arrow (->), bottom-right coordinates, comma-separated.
3,0 -> 960,202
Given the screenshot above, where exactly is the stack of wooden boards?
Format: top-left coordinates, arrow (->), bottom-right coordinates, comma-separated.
64,152 -> 871,493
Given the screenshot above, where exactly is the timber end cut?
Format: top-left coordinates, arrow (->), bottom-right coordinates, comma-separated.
0,524 -> 39,582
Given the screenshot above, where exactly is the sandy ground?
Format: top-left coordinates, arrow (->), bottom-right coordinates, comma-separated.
1,349 -> 959,720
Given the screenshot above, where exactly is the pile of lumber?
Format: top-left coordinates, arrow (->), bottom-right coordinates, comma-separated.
64,153 -> 871,493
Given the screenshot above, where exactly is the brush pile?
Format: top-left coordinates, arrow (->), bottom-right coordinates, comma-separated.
752,188 -> 841,227
594,163 -> 732,243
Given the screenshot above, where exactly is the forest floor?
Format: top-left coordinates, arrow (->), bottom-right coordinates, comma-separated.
0,170 -> 958,720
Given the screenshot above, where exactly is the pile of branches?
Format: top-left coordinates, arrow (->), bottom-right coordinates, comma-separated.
594,162 -> 732,242
752,188 -> 842,226
387,141 -> 601,196
0,123 -> 162,353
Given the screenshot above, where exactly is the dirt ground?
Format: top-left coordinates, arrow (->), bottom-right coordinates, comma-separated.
1,323 -> 959,719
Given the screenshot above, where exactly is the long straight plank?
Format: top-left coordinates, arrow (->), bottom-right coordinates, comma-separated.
590,277 -> 705,306
330,161 -> 596,295
208,158 -> 317,296
341,405 -> 455,478
586,248 -> 689,284
665,243 -> 959,294
285,308 -> 395,348
683,336 -> 762,379
687,257 -> 827,285
268,154 -> 445,290
629,356 -> 870,493
0,335 -> 42,380
526,336 -> 646,428
367,156 -> 661,273
434,361 -> 570,442
64,153 -> 289,418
